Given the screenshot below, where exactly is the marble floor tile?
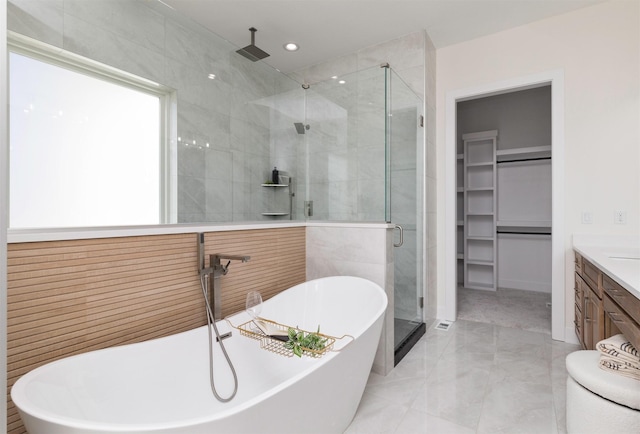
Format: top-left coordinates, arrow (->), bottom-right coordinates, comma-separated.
347,294 -> 579,433
411,363 -> 492,429
457,287 -> 551,334
395,409 -> 476,434
476,379 -> 558,434
490,351 -> 551,386
365,376 -> 427,407
345,392 -> 410,434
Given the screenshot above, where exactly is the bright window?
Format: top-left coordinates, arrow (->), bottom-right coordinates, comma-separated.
9,48 -> 166,228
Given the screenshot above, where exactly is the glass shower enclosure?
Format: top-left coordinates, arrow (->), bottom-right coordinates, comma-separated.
295,66 -> 425,363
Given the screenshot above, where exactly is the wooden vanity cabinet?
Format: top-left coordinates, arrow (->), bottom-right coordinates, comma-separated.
583,279 -> 604,350
575,250 -> 640,351
574,253 -> 604,350
574,256 -> 585,348
602,274 -> 640,351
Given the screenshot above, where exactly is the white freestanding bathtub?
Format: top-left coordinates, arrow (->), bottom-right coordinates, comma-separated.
11,276 -> 387,434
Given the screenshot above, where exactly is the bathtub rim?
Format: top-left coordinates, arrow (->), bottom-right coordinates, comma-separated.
11,275 -> 388,433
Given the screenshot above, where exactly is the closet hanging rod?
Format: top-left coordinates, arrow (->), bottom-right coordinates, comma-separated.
497,156 -> 552,164
497,230 -> 552,235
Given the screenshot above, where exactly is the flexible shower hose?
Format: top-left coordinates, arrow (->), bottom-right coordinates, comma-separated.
199,273 -> 238,402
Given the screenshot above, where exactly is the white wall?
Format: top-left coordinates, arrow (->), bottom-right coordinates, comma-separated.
436,1 -> 640,333
1,0 -> 8,427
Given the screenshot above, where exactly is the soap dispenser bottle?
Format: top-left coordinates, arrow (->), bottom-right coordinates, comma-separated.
272,167 -> 279,184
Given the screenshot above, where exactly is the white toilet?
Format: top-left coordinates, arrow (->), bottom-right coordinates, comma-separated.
566,350 -> 640,434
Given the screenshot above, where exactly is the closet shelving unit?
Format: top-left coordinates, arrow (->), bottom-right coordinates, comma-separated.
463,130 -> 498,291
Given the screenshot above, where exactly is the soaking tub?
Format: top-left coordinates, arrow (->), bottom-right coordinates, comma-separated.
11,276 -> 387,434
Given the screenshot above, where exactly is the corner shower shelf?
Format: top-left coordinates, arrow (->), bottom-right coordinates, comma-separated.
261,177 -> 293,218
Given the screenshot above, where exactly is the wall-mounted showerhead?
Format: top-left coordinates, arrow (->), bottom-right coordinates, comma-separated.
236,27 -> 270,62
294,122 -> 309,134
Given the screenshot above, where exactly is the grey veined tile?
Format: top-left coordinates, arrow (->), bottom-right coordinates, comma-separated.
349,292 -> 579,434
344,392 -> 410,434
477,379 -> 558,434
412,364 -> 491,429
8,0 -> 64,47
395,409 -> 476,434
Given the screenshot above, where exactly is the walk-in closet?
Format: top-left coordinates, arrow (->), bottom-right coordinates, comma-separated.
456,86 -> 552,333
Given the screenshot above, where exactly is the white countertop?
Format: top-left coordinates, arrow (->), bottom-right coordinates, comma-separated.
573,235 -> 640,301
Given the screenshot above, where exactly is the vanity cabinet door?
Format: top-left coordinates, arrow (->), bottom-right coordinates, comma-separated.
574,272 -> 585,348
582,259 -> 602,298
583,282 -> 604,350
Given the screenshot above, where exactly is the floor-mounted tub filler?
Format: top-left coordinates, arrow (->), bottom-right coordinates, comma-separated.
12,276 -> 388,434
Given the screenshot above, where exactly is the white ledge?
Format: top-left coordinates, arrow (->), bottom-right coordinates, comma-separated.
8,221 -> 393,243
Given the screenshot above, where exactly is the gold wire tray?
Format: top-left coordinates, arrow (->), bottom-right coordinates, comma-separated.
236,318 -> 336,358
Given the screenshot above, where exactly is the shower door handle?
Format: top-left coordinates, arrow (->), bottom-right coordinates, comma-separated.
394,224 -> 404,247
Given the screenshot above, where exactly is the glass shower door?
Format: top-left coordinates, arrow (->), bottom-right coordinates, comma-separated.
386,68 -> 425,365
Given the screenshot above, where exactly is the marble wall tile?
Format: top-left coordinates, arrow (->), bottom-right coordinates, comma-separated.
8,0 -> 63,47
287,52 -> 358,86
166,62 -> 223,114
244,95 -> 278,132
326,180 -> 358,219
62,13 -> 166,84
357,32 -> 424,72
396,65 -> 425,98
230,117 -> 270,155
357,146 -> 386,180
178,100 -> 230,150
204,178 -> 232,215
355,110 -> 386,150
177,175 -> 205,217
164,16 -> 223,73
205,149 -> 232,181
306,225 -> 395,375
177,143 -> 205,178
357,178 -> 386,221
232,181 -> 251,216
65,0 -> 165,56
306,226 -> 387,265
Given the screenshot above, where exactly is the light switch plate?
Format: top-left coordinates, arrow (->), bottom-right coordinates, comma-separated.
581,211 -> 593,224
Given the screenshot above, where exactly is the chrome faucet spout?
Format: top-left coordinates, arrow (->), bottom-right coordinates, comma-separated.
211,254 -> 251,277
213,254 -> 251,263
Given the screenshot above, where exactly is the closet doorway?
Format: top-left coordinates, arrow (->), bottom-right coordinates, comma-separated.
444,71 -> 565,342
456,87 -> 552,333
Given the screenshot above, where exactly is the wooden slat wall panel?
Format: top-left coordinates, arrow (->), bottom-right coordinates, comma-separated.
206,228 -> 307,316
6,227 -> 305,434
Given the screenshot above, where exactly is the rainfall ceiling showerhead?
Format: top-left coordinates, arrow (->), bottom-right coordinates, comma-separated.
236,27 -> 270,62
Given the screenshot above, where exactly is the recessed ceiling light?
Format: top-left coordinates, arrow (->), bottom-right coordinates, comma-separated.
338,80 -> 346,84
283,42 -> 299,52
331,76 -> 338,79
207,73 -> 216,80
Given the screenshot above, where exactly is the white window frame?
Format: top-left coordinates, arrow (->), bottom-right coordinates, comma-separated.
7,31 -> 177,228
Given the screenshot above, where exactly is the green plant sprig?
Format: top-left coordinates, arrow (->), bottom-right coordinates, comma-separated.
284,326 -> 327,357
